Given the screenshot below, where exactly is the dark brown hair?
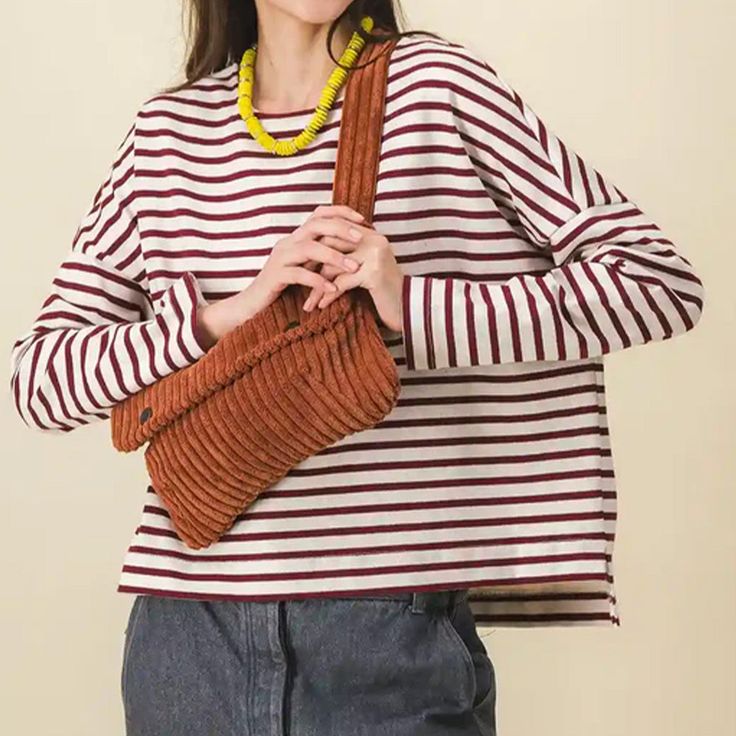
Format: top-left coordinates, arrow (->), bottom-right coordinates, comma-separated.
161,0 -> 444,94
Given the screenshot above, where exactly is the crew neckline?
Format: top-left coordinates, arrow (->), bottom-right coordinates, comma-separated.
224,34 -> 407,120
227,61 -> 347,120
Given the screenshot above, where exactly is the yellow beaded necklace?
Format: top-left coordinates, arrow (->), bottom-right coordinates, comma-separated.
238,15 -> 374,156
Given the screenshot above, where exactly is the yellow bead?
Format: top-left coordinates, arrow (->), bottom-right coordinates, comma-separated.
247,118 -> 264,137
236,16 -> 373,155
277,139 -> 298,156
258,133 -> 275,150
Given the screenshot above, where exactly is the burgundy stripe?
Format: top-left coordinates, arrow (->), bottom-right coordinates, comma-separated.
40,331 -> 71,428
536,277 -> 567,359
93,331 -> 117,404
556,274 -> 589,357
464,281 -> 479,365
123,327 -> 144,392
170,281 -> 198,364
117,570 -> 614,605
78,328 -> 105,411
127,530 -> 608,563
255,470 -> 612,504
605,264 -> 651,342
53,276 -> 140,316
519,276 -> 544,360
121,551 -> 608,584
501,283 -> 523,361
398,382 -> 601,405
581,261 -> 631,348
478,283 -> 501,362
422,276 -> 436,369
155,311 -> 178,374
37,386 -> 72,430
286,447 -> 609,480
552,206 -> 643,255
400,275 -> 415,371
314,425 -> 606,457
563,266 -> 610,354
474,590 -> 614,603
479,612 -> 617,624
598,245 -> 704,286
107,324 -> 132,396
443,277 -> 456,366
63,260 -> 147,300
634,279 -> 674,337
140,321 -> 163,382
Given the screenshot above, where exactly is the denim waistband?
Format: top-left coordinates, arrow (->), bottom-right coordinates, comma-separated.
324,587 -> 469,614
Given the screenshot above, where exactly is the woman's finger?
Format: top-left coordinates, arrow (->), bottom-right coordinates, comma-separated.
303,264 -> 343,312
317,269 -> 363,309
309,204 -> 365,223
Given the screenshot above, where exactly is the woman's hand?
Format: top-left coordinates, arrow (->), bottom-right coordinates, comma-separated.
196,204 -> 365,348
302,223 -> 404,333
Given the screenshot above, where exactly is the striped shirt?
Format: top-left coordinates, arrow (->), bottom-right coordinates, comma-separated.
9,33 -> 705,628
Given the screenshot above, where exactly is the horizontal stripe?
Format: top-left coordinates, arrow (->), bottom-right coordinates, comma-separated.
9,33 -> 703,629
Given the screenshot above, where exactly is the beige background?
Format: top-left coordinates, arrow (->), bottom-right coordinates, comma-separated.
2,1 -> 733,734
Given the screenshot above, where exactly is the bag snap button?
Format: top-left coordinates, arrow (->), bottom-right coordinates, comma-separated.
139,406 -> 153,423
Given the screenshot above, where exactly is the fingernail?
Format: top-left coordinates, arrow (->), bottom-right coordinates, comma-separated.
348,228 -> 362,242
343,257 -> 359,270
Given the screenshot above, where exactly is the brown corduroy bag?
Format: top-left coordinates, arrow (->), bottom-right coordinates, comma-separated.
110,36 -> 401,550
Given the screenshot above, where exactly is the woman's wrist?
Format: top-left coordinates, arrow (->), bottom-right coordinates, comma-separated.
195,288 -> 261,349
194,303 -> 219,351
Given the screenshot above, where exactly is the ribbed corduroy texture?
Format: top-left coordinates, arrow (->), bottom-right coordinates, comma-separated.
110,36 -> 401,549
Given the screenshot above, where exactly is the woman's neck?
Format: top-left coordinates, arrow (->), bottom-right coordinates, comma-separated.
251,12 -> 354,114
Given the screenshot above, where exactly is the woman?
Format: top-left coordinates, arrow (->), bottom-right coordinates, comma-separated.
9,1 -> 705,734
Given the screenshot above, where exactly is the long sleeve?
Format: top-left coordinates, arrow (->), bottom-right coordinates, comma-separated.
400,54 -> 705,371
9,117 -> 210,433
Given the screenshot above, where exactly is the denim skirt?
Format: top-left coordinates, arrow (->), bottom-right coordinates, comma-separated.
121,587 -> 497,735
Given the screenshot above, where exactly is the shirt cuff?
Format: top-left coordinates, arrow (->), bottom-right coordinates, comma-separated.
401,273 -> 437,371
155,271 -> 210,366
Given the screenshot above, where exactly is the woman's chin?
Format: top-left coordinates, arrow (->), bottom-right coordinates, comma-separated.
276,0 -> 354,27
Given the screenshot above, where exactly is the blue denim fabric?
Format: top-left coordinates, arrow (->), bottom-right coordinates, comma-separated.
121,588 -> 497,735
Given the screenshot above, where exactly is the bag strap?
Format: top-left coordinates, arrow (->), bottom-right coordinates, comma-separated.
110,35 -> 398,453
332,34 -> 397,224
